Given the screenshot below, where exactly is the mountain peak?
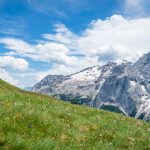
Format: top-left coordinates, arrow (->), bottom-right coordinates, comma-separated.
32,52 -> 150,122
135,52 -> 150,65
100,61 -> 117,72
104,61 -> 117,66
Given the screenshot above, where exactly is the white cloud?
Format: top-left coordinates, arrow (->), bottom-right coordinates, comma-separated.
124,0 -> 148,16
34,42 -> 75,64
43,15 -> 150,64
0,56 -> 29,71
0,38 -> 34,54
2,16 -> 150,66
0,68 -> 18,85
36,56 -> 98,82
42,23 -> 78,50
1,15 -> 150,85
77,15 -> 150,62
0,56 -> 29,86
0,38 -> 76,65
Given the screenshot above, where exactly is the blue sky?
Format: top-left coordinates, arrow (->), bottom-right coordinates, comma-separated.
0,0 -> 150,87
0,0 -> 122,39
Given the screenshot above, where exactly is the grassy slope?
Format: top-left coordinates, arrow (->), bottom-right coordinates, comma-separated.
0,79 -> 150,150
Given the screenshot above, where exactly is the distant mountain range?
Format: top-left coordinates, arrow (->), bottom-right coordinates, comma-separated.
32,53 -> 150,121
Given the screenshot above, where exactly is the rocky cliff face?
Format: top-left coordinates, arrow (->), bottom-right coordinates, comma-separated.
32,53 -> 150,121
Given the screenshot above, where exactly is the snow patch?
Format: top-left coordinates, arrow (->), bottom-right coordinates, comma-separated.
130,81 -> 136,86
141,85 -> 147,94
70,66 -> 101,81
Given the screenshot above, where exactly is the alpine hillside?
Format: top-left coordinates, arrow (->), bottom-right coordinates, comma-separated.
0,79 -> 150,149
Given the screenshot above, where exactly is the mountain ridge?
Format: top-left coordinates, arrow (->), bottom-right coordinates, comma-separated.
32,53 -> 150,121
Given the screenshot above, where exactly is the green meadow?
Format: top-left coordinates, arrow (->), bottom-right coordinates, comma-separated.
0,79 -> 150,150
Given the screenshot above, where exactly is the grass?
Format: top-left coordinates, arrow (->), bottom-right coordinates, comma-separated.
0,79 -> 150,150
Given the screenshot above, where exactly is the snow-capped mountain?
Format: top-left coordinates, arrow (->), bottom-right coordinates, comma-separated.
32,53 -> 150,121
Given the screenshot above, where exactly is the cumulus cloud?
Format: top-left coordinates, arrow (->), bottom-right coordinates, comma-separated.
0,38 -> 76,65
34,42 -> 75,64
2,15 -> 150,65
42,24 -> 78,50
1,15 -> 150,84
0,38 -> 34,54
76,15 -> 150,62
43,15 -> 150,64
0,68 -> 18,85
0,56 -> 29,71
0,56 -> 29,86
